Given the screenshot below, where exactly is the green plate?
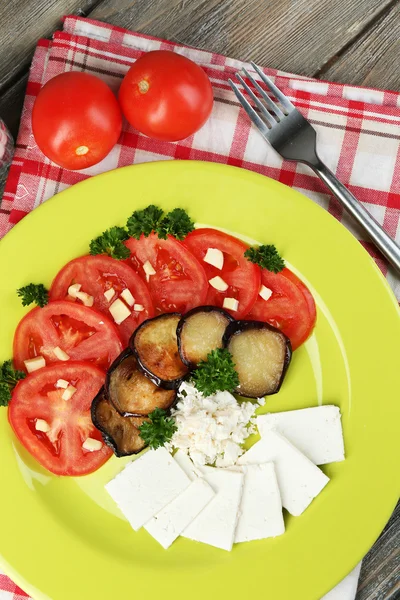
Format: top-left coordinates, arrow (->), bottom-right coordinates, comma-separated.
0,161 -> 399,600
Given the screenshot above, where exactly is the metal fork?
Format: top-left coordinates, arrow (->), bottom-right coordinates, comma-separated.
229,63 -> 400,274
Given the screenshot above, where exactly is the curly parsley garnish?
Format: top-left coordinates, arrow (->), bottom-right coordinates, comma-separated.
126,205 -> 164,239
0,360 -> 26,407
89,226 -> 130,260
157,208 -> 195,240
138,408 -> 177,449
126,204 -> 194,240
191,348 -> 239,396
244,244 -> 285,273
17,283 -> 49,307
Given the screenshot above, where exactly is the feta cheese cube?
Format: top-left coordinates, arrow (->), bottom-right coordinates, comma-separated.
259,285 -> 273,301
68,283 -> 82,298
55,379 -> 69,389
109,298 -> 131,324
75,290 -> 94,307
120,288 -> 135,307
182,466 -> 244,551
62,385 -> 77,401
35,419 -> 50,433
103,288 -> 115,302
143,260 -> 156,282
53,346 -> 70,361
233,463 -> 284,543
203,248 -> 224,270
24,356 -> 46,373
145,478 -> 215,549
257,406 -> 345,465
222,297 -> 239,312
105,448 -> 190,531
238,430 -> 329,516
209,276 -> 228,292
133,304 -> 144,312
82,438 -> 103,452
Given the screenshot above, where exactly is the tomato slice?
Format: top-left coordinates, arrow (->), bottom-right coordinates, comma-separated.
13,300 -> 123,372
183,228 -> 261,318
124,233 -> 208,314
8,362 -> 112,476
49,255 -> 154,346
247,268 -> 317,350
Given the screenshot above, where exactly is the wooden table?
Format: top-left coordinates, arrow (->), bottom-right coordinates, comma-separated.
0,1 -> 399,598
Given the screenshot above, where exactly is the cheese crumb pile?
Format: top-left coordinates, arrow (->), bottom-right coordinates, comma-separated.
167,382 -> 257,467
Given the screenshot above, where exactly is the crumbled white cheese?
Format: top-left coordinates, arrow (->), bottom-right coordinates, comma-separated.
103,287 -> 115,302
133,304 -> 144,312
82,438 -> 103,452
259,285 -> 273,301
35,419 -> 50,433
62,385 -> 77,401
223,297 -> 239,311
53,346 -> 70,361
143,260 -> 156,282
75,290 -> 94,307
68,283 -> 82,298
209,276 -> 228,292
24,356 -> 46,373
167,382 -> 257,467
120,288 -> 135,307
55,378 -> 69,389
109,298 -> 131,324
203,248 -> 224,270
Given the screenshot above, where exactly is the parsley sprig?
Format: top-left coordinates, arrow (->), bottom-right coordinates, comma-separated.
157,208 -> 195,240
0,360 -> 26,407
89,226 -> 130,260
138,408 -> 177,449
126,204 -> 194,240
126,205 -> 164,239
244,244 -> 285,273
17,283 -> 49,307
191,348 -> 239,396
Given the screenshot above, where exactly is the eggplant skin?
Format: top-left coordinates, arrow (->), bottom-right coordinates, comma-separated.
223,320 -> 292,398
130,313 -> 188,390
177,305 -> 235,369
91,386 -> 148,458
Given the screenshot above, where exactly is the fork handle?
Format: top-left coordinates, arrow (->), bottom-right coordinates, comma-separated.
312,161 -> 400,274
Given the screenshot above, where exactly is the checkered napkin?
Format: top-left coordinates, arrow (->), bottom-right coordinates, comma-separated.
0,14 -> 398,600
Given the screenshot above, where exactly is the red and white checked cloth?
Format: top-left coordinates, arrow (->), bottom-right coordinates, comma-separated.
0,15 -> 398,600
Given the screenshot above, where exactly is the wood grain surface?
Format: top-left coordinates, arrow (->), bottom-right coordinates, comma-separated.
0,1 -> 399,598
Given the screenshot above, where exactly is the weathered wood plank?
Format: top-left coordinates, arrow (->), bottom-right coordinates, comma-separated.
0,0 -> 100,93
319,1 -> 400,91
0,74 -> 27,139
88,0 -> 394,79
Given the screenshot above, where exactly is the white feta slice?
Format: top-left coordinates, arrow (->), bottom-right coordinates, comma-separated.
145,478 -> 215,549
35,419 -> 50,433
238,430 -> 329,516
109,298 -> 131,324
105,447 -> 190,531
233,463 -> 284,543
143,260 -> 156,282
120,288 -> 135,307
62,385 -> 77,401
133,304 -> 144,312
182,466 -> 244,551
259,285 -> 272,301
173,450 -> 203,480
68,283 -> 82,298
24,356 -> 46,373
203,248 -> 224,270
75,290 -> 94,307
55,378 -> 69,389
82,437 -> 103,452
257,406 -> 345,465
53,346 -> 70,361
222,297 -> 239,312
209,276 -> 228,292
103,287 -> 115,302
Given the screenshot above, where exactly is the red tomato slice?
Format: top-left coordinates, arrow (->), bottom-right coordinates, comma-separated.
183,228 -> 261,318
124,233 -> 208,314
247,267 -> 317,350
13,300 -> 123,372
49,255 -> 154,346
9,362 -> 112,476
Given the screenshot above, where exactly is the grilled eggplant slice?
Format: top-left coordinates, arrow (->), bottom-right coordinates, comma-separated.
91,387 -> 148,457
130,313 -> 188,389
106,348 -> 176,416
223,320 -> 291,398
177,306 -> 234,368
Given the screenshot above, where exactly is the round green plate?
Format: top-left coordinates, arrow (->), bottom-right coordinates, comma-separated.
0,161 -> 399,600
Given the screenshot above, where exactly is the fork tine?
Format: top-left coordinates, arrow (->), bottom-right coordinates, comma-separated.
228,79 -> 272,135
241,68 -> 285,119
251,62 -> 295,113
235,73 -> 277,125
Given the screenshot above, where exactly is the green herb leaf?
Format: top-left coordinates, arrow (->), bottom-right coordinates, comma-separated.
0,360 -> 26,407
17,283 -> 49,307
244,244 -> 285,273
89,226 -> 130,260
126,205 -> 164,239
138,408 -> 177,450
157,208 -> 195,240
191,348 -> 239,396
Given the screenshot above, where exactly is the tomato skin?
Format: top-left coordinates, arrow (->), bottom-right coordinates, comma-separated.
118,50 -> 213,141
13,300 -> 123,372
247,268 -> 317,350
49,255 -> 155,346
32,72 -> 122,170
124,233 -> 208,314
183,228 -> 261,319
9,362 -> 112,476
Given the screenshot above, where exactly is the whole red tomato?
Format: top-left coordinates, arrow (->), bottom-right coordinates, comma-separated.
32,72 -> 122,170
118,50 -> 213,141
